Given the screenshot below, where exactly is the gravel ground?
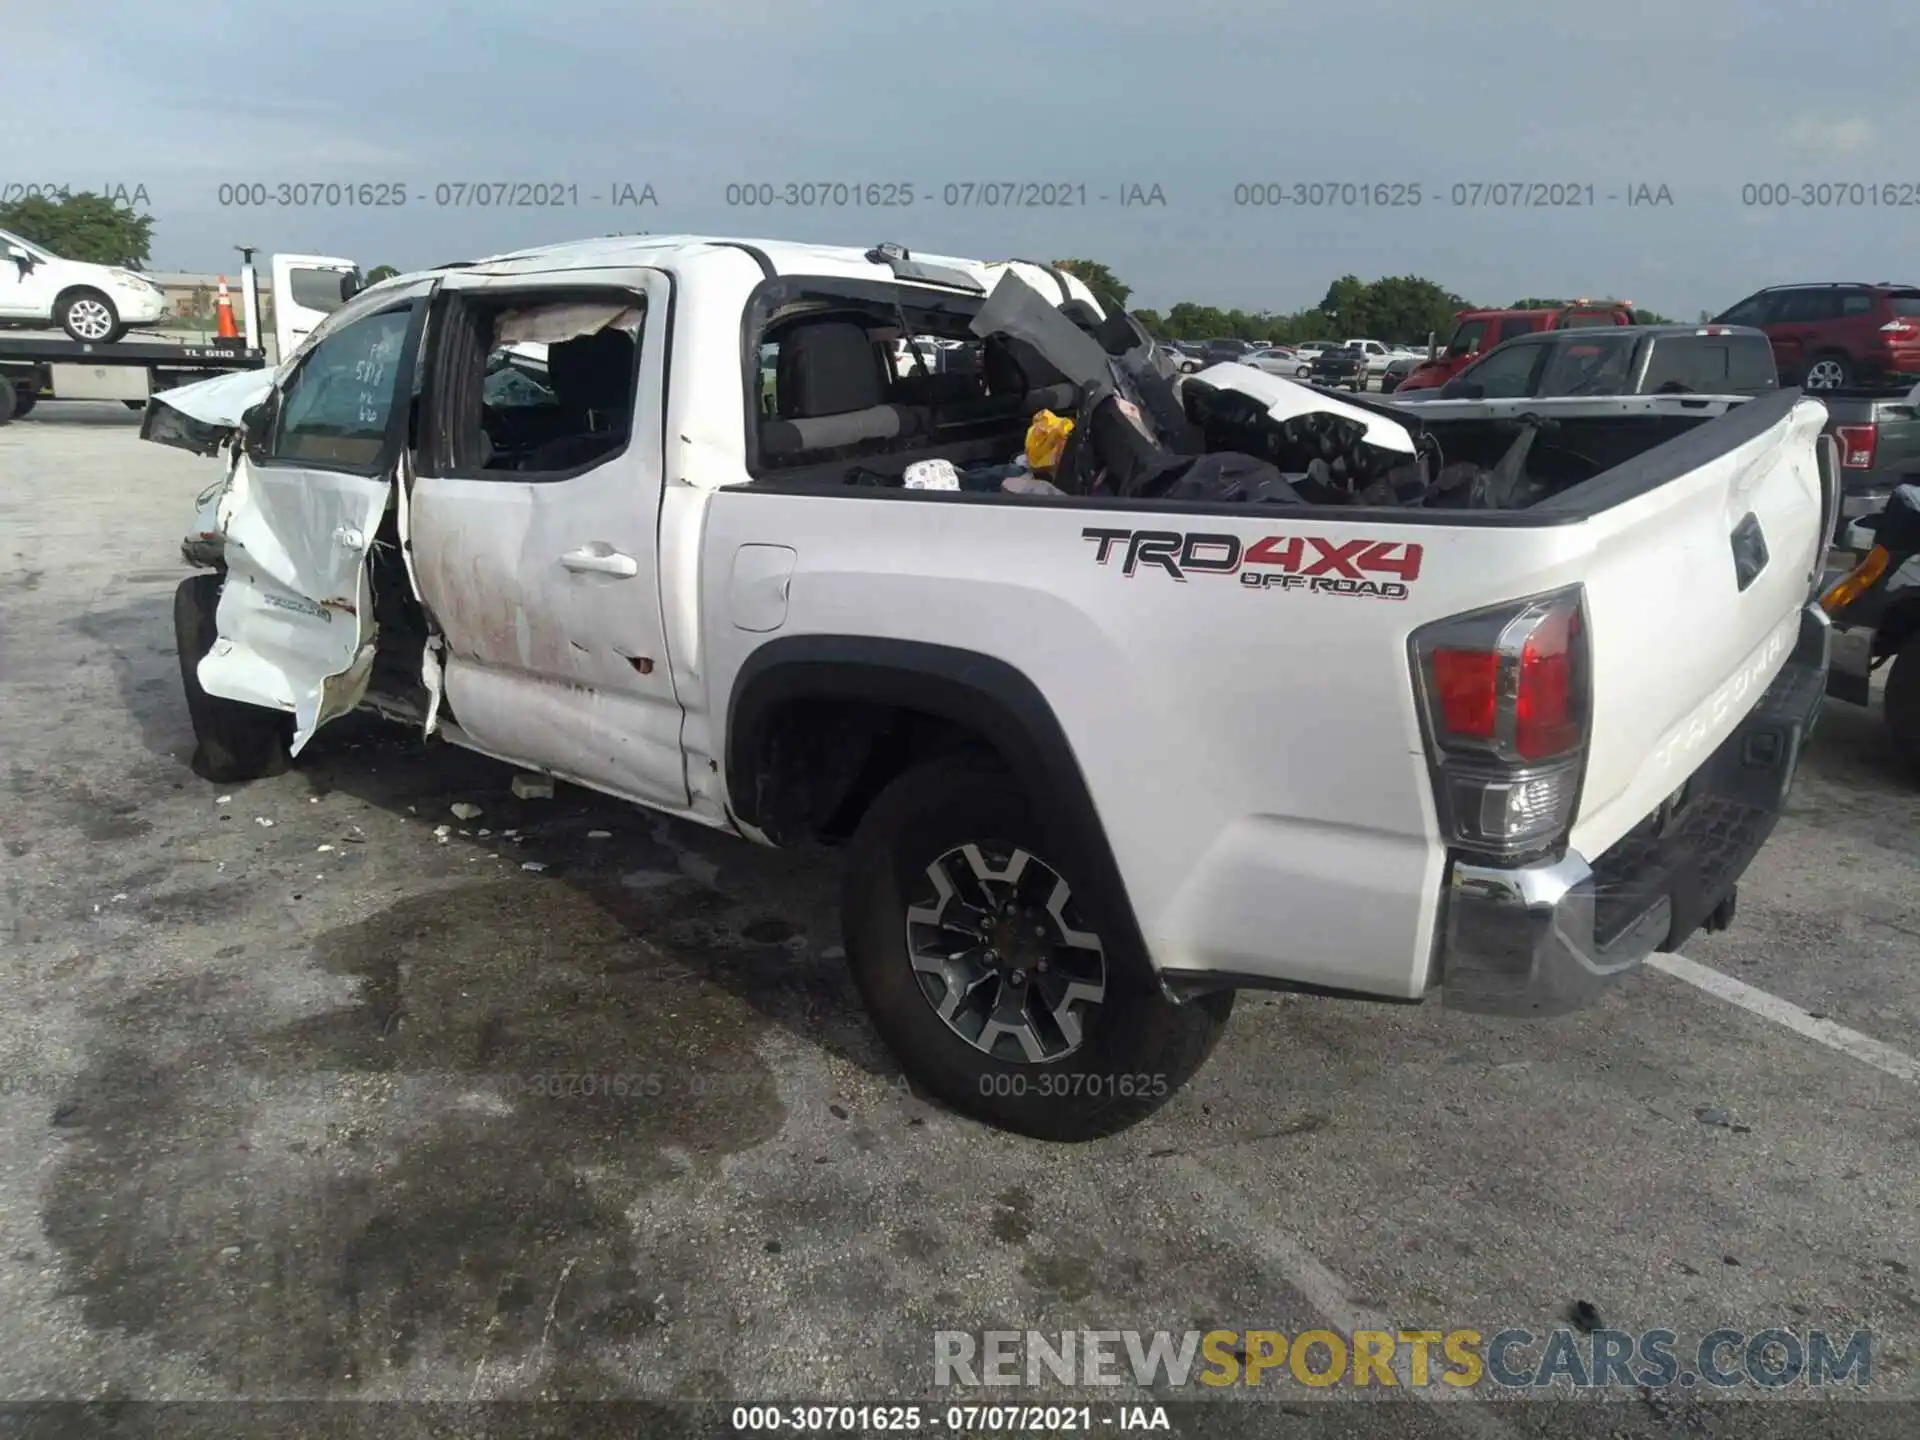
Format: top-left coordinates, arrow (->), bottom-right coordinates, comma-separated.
0,404 -> 1915,1437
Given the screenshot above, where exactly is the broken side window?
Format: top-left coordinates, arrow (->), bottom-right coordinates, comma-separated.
749,282 -> 1057,479
432,293 -> 644,477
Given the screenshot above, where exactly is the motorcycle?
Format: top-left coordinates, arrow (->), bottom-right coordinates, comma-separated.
1820,482 -> 1920,773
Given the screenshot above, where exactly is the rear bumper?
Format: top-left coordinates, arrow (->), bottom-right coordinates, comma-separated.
1438,603 -> 1829,1017
1843,487 -> 1893,521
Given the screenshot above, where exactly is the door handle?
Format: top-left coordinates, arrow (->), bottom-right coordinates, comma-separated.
561,546 -> 639,577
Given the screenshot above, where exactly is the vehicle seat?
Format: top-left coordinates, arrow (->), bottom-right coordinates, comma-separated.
980,335 -> 1077,415
519,328 -> 635,471
760,320 -> 930,460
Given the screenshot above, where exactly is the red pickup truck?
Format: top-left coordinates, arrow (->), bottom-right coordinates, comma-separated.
1392,300 -> 1639,395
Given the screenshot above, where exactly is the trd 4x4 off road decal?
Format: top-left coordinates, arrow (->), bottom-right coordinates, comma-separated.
1081,528 -> 1422,600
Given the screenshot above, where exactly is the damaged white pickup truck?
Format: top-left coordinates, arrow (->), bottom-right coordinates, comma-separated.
152,234 -> 1837,1140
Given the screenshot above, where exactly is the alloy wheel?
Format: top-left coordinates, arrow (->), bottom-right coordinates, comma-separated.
904,842 -> 1107,1063
1804,358 -> 1849,390
66,298 -> 114,340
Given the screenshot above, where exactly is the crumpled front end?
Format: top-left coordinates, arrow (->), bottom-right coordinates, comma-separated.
140,367 -> 274,457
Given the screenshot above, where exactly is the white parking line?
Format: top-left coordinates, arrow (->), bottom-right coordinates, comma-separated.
1650,952 -> 1920,1084
1171,1157 -> 1513,1436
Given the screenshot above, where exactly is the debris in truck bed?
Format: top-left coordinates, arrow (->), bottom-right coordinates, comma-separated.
903,459 -> 960,490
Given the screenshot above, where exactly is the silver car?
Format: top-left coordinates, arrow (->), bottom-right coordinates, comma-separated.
1243,347 -> 1306,377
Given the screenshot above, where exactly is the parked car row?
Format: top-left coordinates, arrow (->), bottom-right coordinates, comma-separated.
1389,324 -> 1779,405
1152,278 -> 1920,402
1711,282 -> 1920,392
1386,319 -> 1919,539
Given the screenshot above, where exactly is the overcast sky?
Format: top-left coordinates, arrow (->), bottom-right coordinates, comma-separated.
9,0 -> 1916,317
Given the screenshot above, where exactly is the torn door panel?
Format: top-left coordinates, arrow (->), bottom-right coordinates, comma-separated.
198,461 -> 392,752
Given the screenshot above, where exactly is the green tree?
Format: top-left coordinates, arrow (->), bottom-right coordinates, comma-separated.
366,264 -> 400,284
1361,276 -> 1470,343
1508,297 -> 1566,310
1162,301 -> 1230,340
0,190 -> 154,267
1319,275 -> 1370,333
1053,258 -> 1131,313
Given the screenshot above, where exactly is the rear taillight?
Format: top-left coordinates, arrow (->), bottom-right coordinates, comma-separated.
1833,423 -> 1878,470
1411,588 -> 1590,862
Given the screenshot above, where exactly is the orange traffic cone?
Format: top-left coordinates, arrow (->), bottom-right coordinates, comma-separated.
215,276 -> 238,339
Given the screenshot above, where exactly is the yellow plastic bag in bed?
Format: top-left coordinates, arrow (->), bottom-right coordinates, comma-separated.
1024,409 -> 1074,474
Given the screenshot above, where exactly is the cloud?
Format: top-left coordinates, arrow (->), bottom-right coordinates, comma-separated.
13,0 -> 1920,318
1783,116 -> 1876,156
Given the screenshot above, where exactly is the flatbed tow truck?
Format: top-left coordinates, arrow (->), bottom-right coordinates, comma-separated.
0,251 -> 361,423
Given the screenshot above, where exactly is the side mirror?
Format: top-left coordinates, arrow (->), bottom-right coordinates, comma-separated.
6,244 -> 32,274
240,398 -> 274,454
339,271 -> 364,303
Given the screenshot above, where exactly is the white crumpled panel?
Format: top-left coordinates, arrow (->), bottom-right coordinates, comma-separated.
148,367 -> 275,428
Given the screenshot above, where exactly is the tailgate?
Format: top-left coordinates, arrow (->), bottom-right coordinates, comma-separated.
1538,391 -> 1830,858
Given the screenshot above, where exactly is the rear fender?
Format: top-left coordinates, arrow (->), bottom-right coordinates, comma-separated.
726,636 -> 1156,986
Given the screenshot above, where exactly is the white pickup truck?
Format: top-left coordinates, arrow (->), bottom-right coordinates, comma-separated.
150,234 -> 1836,1141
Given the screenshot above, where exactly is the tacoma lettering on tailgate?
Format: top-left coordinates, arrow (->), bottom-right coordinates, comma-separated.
1081,528 -> 1422,600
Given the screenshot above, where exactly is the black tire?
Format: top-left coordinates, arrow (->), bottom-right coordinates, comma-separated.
10,385 -> 34,418
56,288 -> 124,344
174,574 -> 292,783
841,752 -> 1234,1141
1883,635 -> 1920,781
0,383 -> 13,425
1801,350 -> 1853,391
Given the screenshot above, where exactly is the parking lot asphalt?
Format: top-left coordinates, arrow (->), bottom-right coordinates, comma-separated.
0,405 -> 1915,1436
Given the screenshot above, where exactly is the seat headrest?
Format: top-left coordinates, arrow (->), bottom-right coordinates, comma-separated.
983,333 -> 1068,396
545,328 -> 635,413
778,321 -> 886,417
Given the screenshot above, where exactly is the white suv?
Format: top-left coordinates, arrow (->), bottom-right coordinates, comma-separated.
0,226 -> 169,342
